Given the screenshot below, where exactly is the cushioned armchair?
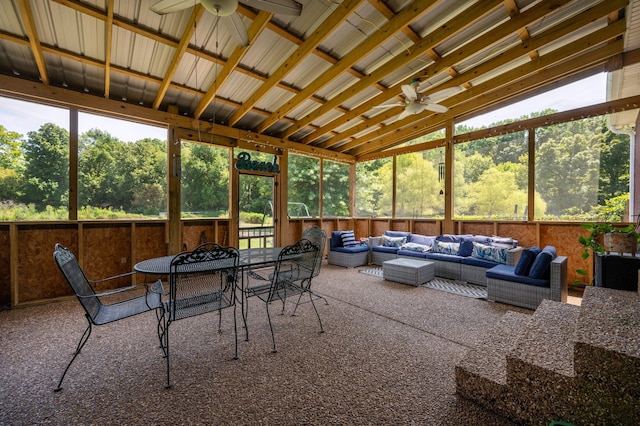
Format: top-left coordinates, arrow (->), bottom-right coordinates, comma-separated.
327,230 -> 369,268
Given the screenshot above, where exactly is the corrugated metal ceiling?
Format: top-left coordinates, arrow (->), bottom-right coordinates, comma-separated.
0,0 -> 638,160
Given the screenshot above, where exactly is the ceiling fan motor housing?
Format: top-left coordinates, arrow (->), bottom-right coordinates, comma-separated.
201,0 -> 238,16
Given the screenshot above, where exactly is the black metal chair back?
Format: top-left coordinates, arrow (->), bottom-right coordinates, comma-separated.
159,242 -> 240,388
243,239 -> 324,353
52,243 -> 161,391
302,226 -> 326,279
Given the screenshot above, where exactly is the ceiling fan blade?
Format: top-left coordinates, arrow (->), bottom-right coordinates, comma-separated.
241,0 -> 302,15
371,102 -> 404,109
222,13 -> 250,46
425,86 -> 464,102
423,103 -> 449,113
401,84 -> 417,101
397,110 -> 412,121
151,0 -> 196,14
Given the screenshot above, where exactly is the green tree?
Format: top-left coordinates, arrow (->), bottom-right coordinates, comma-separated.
288,154 -> 320,216
182,143 -> 229,214
322,160 -> 350,216
21,123 -> 69,209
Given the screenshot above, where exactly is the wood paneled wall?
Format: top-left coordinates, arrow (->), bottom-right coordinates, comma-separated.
1,218 -> 598,308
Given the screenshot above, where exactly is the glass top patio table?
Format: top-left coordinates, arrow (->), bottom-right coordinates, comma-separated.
133,247 -> 284,275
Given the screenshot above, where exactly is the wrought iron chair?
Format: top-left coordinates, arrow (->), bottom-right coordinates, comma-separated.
243,239 -> 324,353
157,243 -> 240,388
292,226 -> 328,313
52,243 -> 162,392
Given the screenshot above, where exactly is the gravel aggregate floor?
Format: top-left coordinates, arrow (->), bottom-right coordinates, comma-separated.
1,262 -> 540,425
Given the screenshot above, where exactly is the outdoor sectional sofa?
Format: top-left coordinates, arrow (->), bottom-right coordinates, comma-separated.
369,232 -> 522,286
327,230 -> 370,268
485,245 -> 568,310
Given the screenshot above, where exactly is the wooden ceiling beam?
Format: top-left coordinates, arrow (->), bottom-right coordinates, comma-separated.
307,0 -> 571,149
351,40 -> 624,156
152,6 -> 204,110
104,0 -> 114,99
285,0 -> 504,143
17,0 -> 49,85
194,11 -> 273,119
253,0 -> 442,134
327,0 -> 624,152
0,72 -> 341,161
226,0 -> 365,126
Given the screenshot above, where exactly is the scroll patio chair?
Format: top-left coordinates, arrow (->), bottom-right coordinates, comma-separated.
292,226 -> 328,312
52,243 -> 162,392
158,243 -> 240,388
243,239 -> 324,353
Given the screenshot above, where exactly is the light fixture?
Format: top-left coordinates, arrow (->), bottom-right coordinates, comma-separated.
201,0 -> 238,16
405,101 -> 424,115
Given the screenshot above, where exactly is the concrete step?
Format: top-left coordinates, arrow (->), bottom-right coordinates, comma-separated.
571,286 -> 640,424
505,300 -> 579,424
455,310 -> 532,414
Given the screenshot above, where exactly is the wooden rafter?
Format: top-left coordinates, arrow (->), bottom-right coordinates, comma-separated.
254,0 -> 443,134
226,0 -> 365,126
289,0 -> 504,144
194,11 -> 273,119
18,0 -> 48,85
104,0 -> 114,99
152,5 -> 205,110
319,0 -> 622,152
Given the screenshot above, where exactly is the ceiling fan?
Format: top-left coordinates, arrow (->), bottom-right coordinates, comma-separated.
374,79 -> 463,121
151,0 -> 303,46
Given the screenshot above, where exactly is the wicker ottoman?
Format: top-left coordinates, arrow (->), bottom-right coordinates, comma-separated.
383,258 -> 434,286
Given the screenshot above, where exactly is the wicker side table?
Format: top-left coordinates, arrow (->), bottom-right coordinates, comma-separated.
383,258 -> 434,286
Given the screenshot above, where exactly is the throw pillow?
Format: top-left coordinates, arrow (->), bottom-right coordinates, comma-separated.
383,235 -> 406,248
491,236 -> 515,248
458,239 -> 475,257
471,242 -> 508,264
341,230 -> 357,247
400,242 -> 431,253
528,246 -> 557,279
432,240 -> 460,255
514,246 -> 541,276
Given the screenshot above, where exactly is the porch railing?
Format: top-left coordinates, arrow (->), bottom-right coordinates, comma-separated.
239,225 -> 274,248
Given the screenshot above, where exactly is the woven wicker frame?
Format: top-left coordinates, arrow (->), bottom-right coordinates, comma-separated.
327,250 -> 369,268
486,256 -> 568,310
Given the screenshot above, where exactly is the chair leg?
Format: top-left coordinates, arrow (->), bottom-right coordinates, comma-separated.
232,304 -> 238,360
265,302 -> 277,353
164,319 -> 172,389
217,309 -> 222,333
54,315 -> 92,392
242,291 -> 250,342
307,291 -> 325,333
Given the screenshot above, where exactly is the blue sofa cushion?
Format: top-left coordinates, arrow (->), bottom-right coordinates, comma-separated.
397,249 -> 428,259
330,244 -> 369,254
372,245 -> 398,254
461,256 -> 499,268
436,234 -> 472,243
528,246 -> 557,279
424,252 -> 463,263
514,246 -> 541,276
330,231 -> 344,248
459,239 -> 474,257
408,234 -> 435,246
341,230 -> 357,247
385,231 -> 411,239
486,264 -> 550,288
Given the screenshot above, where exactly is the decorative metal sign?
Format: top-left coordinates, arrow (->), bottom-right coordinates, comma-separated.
235,152 -> 280,173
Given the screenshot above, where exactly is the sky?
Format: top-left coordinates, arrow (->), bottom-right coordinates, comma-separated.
0,73 -> 607,142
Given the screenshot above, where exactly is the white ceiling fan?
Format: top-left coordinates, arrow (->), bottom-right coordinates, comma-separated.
151,0 -> 303,46
374,79 -> 463,121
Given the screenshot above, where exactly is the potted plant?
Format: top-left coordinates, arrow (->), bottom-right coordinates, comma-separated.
576,223 -> 639,285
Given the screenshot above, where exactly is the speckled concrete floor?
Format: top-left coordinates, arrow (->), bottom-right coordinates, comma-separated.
0,262 -> 539,425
